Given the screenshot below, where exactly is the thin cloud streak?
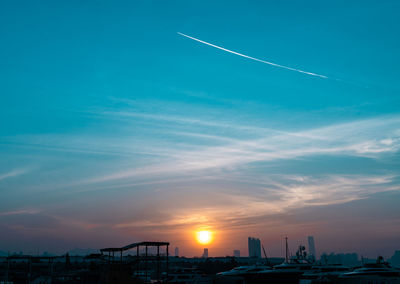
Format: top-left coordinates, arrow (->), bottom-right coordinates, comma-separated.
178,32 -> 328,79
0,209 -> 41,216
98,110 -> 281,134
0,169 -> 28,181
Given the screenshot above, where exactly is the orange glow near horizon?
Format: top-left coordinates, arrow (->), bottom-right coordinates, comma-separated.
196,230 -> 213,245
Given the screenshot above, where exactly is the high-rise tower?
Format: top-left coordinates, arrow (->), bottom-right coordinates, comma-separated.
248,237 -> 261,258
202,248 -> 208,258
308,236 -> 316,259
174,247 -> 179,257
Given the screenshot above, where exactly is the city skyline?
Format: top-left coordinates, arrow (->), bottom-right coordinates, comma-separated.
1,0 -> 400,258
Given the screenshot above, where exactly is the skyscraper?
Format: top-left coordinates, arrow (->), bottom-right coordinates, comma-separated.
174,247 -> 179,257
308,236 -> 316,259
248,237 -> 261,258
202,248 -> 208,258
233,250 -> 240,258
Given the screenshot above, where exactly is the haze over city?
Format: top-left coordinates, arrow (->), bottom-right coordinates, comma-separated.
1,0 -> 400,260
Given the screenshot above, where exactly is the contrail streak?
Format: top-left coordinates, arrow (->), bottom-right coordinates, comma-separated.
178,32 -> 328,79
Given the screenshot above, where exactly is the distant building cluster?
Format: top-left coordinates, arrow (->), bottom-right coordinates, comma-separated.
233,250 -> 240,258
248,237 -> 261,258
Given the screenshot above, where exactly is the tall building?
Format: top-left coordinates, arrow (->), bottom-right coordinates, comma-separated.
308,236 -> 316,259
174,247 -> 179,257
233,250 -> 240,258
202,248 -> 208,258
248,237 -> 261,258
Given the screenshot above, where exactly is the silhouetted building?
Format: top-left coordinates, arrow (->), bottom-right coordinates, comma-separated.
248,237 -> 261,258
175,247 -> 179,257
233,250 -> 240,258
308,236 -> 316,260
202,248 -> 208,258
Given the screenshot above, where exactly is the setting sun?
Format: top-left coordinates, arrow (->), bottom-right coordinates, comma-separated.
196,230 -> 213,245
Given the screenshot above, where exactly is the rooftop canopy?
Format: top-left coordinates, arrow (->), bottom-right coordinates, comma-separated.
100,241 -> 170,253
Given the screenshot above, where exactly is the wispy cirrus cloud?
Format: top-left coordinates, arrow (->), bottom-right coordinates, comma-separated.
2,102 -> 399,233
77,112 -> 400,185
109,173 -> 399,233
0,169 -> 29,182
0,209 -> 41,216
4,110 -> 399,190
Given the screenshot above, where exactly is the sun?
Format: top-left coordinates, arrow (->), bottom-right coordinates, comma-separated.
196,230 -> 213,245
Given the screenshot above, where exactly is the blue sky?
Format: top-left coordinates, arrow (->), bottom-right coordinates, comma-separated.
1,0 -> 400,257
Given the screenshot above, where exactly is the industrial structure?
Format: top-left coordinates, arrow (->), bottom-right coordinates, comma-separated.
100,241 -> 170,282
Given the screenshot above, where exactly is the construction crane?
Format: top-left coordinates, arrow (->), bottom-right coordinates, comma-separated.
262,244 -> 271,266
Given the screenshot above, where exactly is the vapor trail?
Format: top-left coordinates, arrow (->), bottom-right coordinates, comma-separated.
178,32 -> 328,79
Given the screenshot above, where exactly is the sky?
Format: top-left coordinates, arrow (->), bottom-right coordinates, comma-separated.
0,0 -> 400,258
